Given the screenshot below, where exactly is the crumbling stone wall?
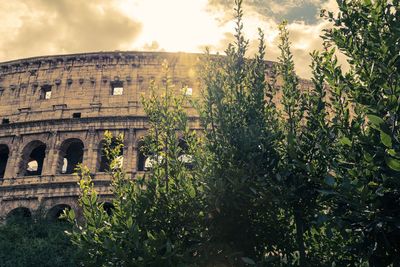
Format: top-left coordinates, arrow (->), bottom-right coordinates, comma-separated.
0,51 -> 312,220
0,51 -> 203,220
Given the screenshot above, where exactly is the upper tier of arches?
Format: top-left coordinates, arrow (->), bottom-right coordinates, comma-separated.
0,51 -> 209,126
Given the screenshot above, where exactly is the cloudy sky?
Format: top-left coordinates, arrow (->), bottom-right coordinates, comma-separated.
0,0 -> 339,78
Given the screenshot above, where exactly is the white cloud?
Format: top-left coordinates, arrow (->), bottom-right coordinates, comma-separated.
0,0 -> 345,78
0,0 -> 142,62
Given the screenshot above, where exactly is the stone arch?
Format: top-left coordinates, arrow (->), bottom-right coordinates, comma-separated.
0,144 -> 10,179
98,137 -> 124,172
46,204 -> 71,221
57,138 -> 84,174
6,207 -> 32,221
19,140 -> 47,176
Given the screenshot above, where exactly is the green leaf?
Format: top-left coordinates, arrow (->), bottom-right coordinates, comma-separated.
188,185 -> 196,198
387,149 -> 400,158
90,192 -> 97,205
367,114 -> 385,127
241,257 -> 256,265
147,231 -> 155,241
380,131 -> 392,148
339,137 -> 352,146
385,156 -> 400,171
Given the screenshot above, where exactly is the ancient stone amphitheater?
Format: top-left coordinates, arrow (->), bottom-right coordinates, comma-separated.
0,51 -> 206,220
0,51 -> 312,221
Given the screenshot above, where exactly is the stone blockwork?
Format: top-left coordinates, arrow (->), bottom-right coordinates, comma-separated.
0,51 -> 313,220
0,51 -> 205,220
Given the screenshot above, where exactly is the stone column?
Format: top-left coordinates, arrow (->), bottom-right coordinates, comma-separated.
123,128 -> 135,177
82,127 -> 98,173
4,135 -> 22,178
42,131 -> 58,176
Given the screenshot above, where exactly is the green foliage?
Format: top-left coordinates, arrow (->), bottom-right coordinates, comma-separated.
199,0 -> 284,262
273,22 -> 331,266
65,63 -> 204,267
64,1 -> 400,266
0,216 -> 79,267
318,0 -> 400,265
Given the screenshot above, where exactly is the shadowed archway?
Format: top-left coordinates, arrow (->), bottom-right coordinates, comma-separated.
0,144 -> 9,178
6,207 -> 32,222
46,204 -> 71,221
58,138 -> 84,174
20,141 -> 46,176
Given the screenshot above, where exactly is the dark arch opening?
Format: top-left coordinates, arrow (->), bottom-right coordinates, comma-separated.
6,207 -> 32,222
99,138 -> 123,172
0,145 -> 9,179
59,139 -> 84,174
137,141 -> 147,171
178,138 -> 189,152
137,140 -> 157,171
103,202 -> 114,216
21,141 -> 46,176
47,204 -> 71,221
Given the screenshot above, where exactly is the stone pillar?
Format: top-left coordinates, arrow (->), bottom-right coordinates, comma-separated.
123,128 -> 135,176
42,131 -> 58,176
4,135 -> 22,178
82,127 -> 98,173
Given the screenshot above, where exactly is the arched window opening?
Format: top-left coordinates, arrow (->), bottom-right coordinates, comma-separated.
99,138 -> 123,172
137,141 -> 156,171
47,204 -> 71,221
178,154 -> 193,165
59,139 -> 84,174
61,158 -> 68,173
103,202 -> 114,216
22,141 -> 46,176
137,141 -> 147,171
27,160 -> 38,172
144,156 -> 162,170
6,207 -> 32,222
0,145 -> 9,179
178,139 -> 193,169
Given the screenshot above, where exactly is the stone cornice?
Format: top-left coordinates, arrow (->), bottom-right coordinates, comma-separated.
0,51 -> 201,75
0,116 -> 201,137
0,50 -> 275,74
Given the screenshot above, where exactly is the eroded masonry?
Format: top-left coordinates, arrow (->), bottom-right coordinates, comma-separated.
0,51 -> 312,220
0,51 -> 208,220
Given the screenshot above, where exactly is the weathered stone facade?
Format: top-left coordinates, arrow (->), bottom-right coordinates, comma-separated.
0,51 -> 313,220
0,51 -> 206,220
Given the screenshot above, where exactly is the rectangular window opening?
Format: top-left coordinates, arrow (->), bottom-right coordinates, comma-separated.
2,118 -> 9,124
182,87 -> 193,96
40,85 -> 52,100
111,81 -> 124,95
72,112 -> 81,118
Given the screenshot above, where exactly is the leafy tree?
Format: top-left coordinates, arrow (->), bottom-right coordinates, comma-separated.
199,0 -> 287,264
272,22 -> 342,266
317,0 -> 400,265
65,63 -> 204,266
0,214 -> 79,267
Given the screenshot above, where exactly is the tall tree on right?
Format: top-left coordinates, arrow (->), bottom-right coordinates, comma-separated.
318,0 -> 400,265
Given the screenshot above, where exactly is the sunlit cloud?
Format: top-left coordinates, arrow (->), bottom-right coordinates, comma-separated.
0,0 -> 341,78
0,0 -> 141,61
